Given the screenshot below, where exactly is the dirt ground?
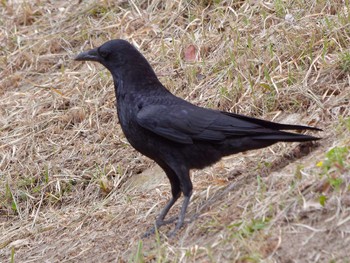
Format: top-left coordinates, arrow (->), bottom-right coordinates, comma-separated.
1,0 -> 350,262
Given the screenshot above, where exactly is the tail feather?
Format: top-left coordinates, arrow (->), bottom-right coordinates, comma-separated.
253,130 -> 321,142
222,111 -> 322,132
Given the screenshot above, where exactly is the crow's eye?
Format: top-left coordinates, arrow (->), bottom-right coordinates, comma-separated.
99,48 -> 109,58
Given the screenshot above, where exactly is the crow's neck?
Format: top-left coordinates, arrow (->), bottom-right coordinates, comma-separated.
112,68 -> 168,99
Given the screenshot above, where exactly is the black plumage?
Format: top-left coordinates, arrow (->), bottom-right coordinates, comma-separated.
75,39 -> 320,236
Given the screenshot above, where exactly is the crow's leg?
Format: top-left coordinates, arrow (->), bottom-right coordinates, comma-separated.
167,166 -> 192,237
143,163 -> 181,237
143,195 -> 180,237
167,193 -> 191,237
155,191 -> 181,226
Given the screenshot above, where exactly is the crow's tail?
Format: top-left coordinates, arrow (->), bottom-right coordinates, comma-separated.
222,111 -> 321,132
252,131 -> 320,142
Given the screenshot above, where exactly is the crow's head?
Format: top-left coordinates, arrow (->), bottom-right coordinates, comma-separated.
75,39 -> 157,83
75,39 -> 138,67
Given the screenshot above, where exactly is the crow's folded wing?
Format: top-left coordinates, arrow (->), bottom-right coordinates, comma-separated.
136,104 -> 266,144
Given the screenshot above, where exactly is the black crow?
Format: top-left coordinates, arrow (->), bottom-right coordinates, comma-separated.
75,39 -> 320,236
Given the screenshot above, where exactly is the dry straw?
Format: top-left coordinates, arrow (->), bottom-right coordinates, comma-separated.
1,0 -> 349,262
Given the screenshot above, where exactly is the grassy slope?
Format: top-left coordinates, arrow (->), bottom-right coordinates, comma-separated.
1,0 -> 350,262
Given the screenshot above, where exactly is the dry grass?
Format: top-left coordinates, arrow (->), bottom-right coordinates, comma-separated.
1,0 -> 350,262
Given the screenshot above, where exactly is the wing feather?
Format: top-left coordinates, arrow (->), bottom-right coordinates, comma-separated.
136,104 -> 269,144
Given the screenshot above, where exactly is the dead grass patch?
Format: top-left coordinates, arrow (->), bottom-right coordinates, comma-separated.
1,0 -> 350,262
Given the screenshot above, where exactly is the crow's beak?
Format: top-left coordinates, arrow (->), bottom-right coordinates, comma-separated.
74,47 -> 100,62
